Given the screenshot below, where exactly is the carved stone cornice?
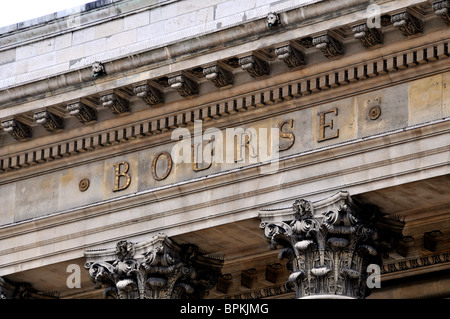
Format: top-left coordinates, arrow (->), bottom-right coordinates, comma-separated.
33,110 -> 64,132
260,191 -> 405,299
84,233 -> 224,299
352,24 -> 383,48
275,45 -> 306,69
67,101 -> 97,123
432,0 -> 450,25
391,11 -> 423,36
100,92 -> 130,114
203,65 -> 233,88
238,55 -> 270,78
1,119 -> 32,141
133,83 -> 163,106
312,34 -> 344,58
168,74 -> 199,97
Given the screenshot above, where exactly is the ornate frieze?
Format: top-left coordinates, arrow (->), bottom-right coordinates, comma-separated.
238,55 -> 270,78
84,233 -> 224,299
275,45 -> 306,69
67,101 -> 97,123
352,24 -> 383,48
168,74 -> 199,97
133,83 -> 163,106
1,119 -> 32,141
203,65 -> 233,88
260,191 -> 405,299
391,11 -> 423,36
432,1 -> 450,25
33,110 -> 64,132
312,34 -> 344,58
100,92 -> 130,114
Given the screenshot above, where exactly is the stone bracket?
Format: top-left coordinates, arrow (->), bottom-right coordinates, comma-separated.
168,74 -> 199,97
203,65 -> 233,88
313,34 -> 344,58
238,55 -> 270,78
391,11 -> 423,36
275,45 -> 306,68
133,83 -> 164,106
1,119 -> 32,141
432,1 -> 450,25
67,101 -> 97,123
100,92 -> 130,114
34,110 -> 64,132
352,23 -> 383,48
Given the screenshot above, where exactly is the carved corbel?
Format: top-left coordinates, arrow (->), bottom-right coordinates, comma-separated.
100,92 -> 130,114
275,45 -> 306,69
133,83 -> 163,106
168,74 -> 199,97
352,23 -> 383,48
432,1 -> 450,25
67,101 -> 97,123
1,119 -> 32,141
34,110 -> 64,132
238,55 -> 270,78
203,65 -> 233,88
312,34 -> 344,58
92,61 -> 106,78
391,11 -> 423,36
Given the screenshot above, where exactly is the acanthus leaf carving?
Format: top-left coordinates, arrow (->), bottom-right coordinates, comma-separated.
84,234 -> 224,299
34,110 -> 64,132
260,191 -> 405,299
391,11 -> 423,36
133,83 -> 164,106
275,45 -> 306,69
432,1 -> 450,25
203,65 -> 233,88
67,102 -> 97,123
238,55 -> 270,78
1,119 -> 32,141
352,23 -> 383,48
100,92 -> 130,114
312,34 -> 344,58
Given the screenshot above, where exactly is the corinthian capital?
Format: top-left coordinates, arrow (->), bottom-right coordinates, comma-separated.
260,191 -> 405,299
84,233 -> 224,299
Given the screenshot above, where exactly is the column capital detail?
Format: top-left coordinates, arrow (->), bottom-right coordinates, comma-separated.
260,191 -> 405,299
84,233 -> 224,299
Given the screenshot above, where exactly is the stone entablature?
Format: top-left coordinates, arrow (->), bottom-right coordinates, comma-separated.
0,0 -> 445,123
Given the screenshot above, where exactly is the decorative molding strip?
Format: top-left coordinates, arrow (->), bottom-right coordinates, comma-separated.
0,39 -> 448,173
222,283 -> 290,299
381,252 -> 450,275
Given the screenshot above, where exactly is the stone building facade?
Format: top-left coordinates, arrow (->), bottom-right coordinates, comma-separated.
0,0 -> 449,299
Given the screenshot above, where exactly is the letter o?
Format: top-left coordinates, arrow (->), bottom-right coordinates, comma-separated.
152,152 -> 173,181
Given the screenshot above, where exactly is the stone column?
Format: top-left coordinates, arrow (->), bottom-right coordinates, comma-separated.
260,191 -> 405,299
84,233 -> 224,299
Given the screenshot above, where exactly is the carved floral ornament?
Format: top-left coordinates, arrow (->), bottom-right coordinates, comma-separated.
259,191 -> 405,299
84,233 -> 224,299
